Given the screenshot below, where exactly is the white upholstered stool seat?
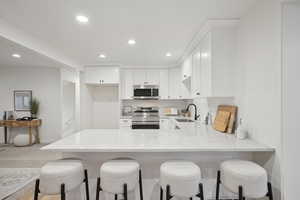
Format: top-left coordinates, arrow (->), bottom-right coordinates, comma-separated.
160,161 -> 203,199
216,160 -> 273,200
96,159 -> 143,200
100,160 -> 140,194
34,160 -> 90,200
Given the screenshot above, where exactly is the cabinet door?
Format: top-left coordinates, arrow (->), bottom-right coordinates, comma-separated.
85,67 -> 119,84
146,70 -> 160,85
133,70 -> 147,85
121,70 -> 133,99
182,56 -> 192,80
159,69 -> 169,99
160,119 -> 170,130
168,67 -> 180,99
200,33 -> 212,97
191,50 -> 201,98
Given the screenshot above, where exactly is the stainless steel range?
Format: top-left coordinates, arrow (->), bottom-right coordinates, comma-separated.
132,107 -> 160,129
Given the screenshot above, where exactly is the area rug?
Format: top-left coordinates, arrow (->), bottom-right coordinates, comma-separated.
0,168 -> 40,199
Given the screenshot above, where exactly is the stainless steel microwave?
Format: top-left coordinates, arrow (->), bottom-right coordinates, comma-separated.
133,85 -> 159,99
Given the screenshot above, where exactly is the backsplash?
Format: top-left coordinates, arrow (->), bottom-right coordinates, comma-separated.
121,99 -> 193,116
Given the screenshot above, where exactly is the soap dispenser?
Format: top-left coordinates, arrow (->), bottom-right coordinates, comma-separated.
236,118 -> 248,139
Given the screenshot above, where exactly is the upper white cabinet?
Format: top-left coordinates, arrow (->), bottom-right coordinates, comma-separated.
168,67 -> 180,99
132,70 -> 146,85
85,67 -> 119,85
146,70 -> 160,85
191,50 -> 201,98
120,68 -> 192,100
120,69 -> 133,99
159,69 -> 169,99
133,69 -> 160,85
199,27 -> 236,97
181,56 -> 192,81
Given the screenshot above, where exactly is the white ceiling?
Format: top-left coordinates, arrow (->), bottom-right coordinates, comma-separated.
0,36 -> 68,68
0,0 -> 258,68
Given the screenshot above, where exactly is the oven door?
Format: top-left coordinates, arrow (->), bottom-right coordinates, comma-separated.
132,121 -> 160,129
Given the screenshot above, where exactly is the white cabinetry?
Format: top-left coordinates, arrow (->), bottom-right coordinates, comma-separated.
120,69 -> 133,99
198,27 -> 236,97
181,56 -> 192,81
133,69 -> 160,85
159,69 -> 169,99
169,67 -> 191,99
168,67 -> 180,99
191,51 -> 201,98
146,70 -> 160,85
85,67 -> 119,85
160,119 -> 170,130
120,119 -> 132,130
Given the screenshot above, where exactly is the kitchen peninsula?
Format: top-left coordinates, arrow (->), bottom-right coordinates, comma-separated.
42,125 -> 274,200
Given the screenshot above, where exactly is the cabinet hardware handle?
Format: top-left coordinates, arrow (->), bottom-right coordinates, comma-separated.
196,92 -> 200,95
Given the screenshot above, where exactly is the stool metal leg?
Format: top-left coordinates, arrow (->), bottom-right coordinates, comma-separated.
123,184 -> 128,200
166,185 -> 171,200
139,169 -> 144,200
216,171 -> 221,200
84,169 -> 90,200
34,179 -> 40,200
96,177 -> 101,200
61,183 -> 66,200
267,182 -> 274,200
238,185 -> 243,200
197,183 -> 204,200
115,194 -> 118,200
160,187 -> 163,200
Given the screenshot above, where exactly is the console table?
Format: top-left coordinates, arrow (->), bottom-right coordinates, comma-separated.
0,119 -> 42,145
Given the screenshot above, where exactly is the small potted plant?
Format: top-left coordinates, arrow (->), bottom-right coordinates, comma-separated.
30,98 -> 40,119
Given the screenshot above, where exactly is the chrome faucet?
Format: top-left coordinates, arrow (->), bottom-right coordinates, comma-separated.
185,103 -> 200,120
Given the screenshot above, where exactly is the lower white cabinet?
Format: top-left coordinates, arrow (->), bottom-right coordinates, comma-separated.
160,119 -> 170,130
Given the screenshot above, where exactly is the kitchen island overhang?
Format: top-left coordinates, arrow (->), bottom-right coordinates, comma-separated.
42,128 -> 275,153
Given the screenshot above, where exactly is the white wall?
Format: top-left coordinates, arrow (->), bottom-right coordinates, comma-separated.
61,68 -> 81,137
282,2 -> 300,200
0,66 -> 62,143
62,81 -> 76,137
80,72 -> 120,129
234,0 -> 282,198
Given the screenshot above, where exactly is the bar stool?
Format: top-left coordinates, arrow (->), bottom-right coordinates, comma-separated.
216,160 -> 273,200
96,159 -> 143,200
34,159 -> 89,200
160,161 -> 204,200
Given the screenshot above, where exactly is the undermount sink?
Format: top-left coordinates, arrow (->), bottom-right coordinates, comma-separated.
175,119 -> 194,123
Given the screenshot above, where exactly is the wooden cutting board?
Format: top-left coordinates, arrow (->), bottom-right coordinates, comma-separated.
213,110 -> 231,132
217,105 -> 238,134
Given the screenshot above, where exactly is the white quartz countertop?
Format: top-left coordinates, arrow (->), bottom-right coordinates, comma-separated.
42,127 -> 275,152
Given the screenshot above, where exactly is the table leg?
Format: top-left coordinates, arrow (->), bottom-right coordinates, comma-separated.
29,127 -> 32,145
35,127 -> 40,144
4,126 -> 7,144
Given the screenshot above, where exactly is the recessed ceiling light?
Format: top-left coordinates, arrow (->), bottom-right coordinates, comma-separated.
166,52 -> 172,57
12,54 -> 21,58
98,54 -> 106,58
128,39 -> 136,45
76,15 -> 89,24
